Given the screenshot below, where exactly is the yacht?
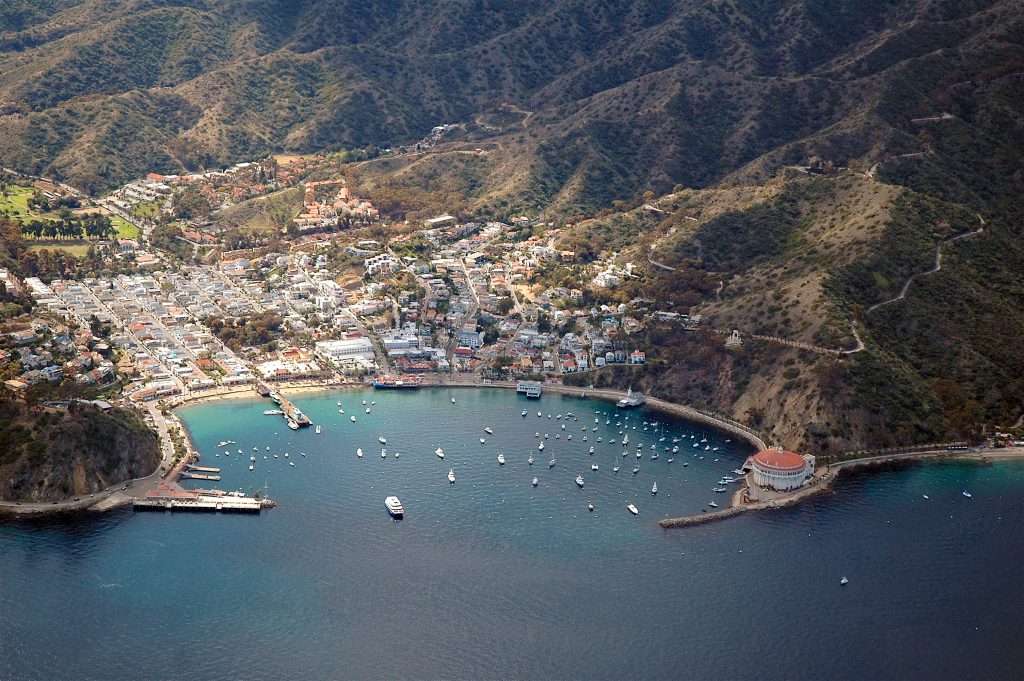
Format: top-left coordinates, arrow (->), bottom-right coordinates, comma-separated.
548,459 -> 556,468
651,482 -> 658,495
591,463 -> 599,471
521,410 -> 528,417
708,501 -> 718,508
627,503 -> 639,516
435,447 -> 445,459
484,427 -> 494,434
362,400 -> 367,405
452,397 -> 456,404
480,437 -> 486,444
632,466 -> 640,475
216,440 -> 233,448
537,411 -> 542,417
289,461 -> 295,467
712,487 -> 727,493
379,436 -> 387,444
497,453 -> 506,465
385,496 -> 404,518
448,468 -> 456,483
287,420 -> 299,431
357,448 -> 363,458
248,464 -> 254,471
365,408 -> 371,414
587,502 -> 594,512
613,464 -> 620,473
381,449 -> 387,459
840,577 -> 849,586
651,453 -> 659,460
538,442 -> 544,450
350,416 -> 356,422
962,490 -> 972,498
589,446 -> 595,454
575,475 -> 585,488
528,455 -> 535,465
532,476 -> 539,487
315,425 -> 321,434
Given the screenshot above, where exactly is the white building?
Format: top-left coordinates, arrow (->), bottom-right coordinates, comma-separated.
315,337 -> 375,361
365,253 -> 399,276
750,447 -> 815,491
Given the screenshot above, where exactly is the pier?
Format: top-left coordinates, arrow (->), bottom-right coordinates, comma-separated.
133,483 -> 269,513
180,472 -> 222,481
186,465 -> 221,473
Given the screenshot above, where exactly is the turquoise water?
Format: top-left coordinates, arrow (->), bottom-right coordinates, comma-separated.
1,388 -> 1022,680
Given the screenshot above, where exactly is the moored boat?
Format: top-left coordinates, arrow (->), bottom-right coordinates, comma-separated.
385,496 -> 404,518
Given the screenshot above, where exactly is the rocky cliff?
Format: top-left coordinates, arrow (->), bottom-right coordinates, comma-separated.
0,398 -> 160,502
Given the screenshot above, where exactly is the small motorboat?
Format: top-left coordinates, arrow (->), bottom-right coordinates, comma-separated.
532,476 -> 539,487
613,465 -> 620,473
480,438 -> 486,444
587,502 -> 594,512
497,454 -> 506,465
248,465 -> 254,471
922,494 -> 930,500
962,490 -> 972,498
436,447 -> 445,459
452,397 -> 456,404
840,577 -> 849,586
315,425 -> 322,434
528,455 -> 535,465
365,408 -> 371,414
575,475 -> 584,488
589,446 -> 595,454
379,436 -> 387,444
708,501 -> 718,508
632,466 -> 640,475
548,459 -> 556,468
381,449 -> 387,459
591,463 -> 599,471
289,461 -> 295,467
538,442 -> 544,450
522,410 -> 528,417
448,468 -> 456,483
484,427 -> 493,434
651,482 -> 658,495
350,416 -> 356,422
627,503 -> 638,516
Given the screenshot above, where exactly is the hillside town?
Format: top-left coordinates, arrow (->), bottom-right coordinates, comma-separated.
0,161 -> 687,413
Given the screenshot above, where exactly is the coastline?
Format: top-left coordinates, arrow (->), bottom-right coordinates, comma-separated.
658,447 -> 1024,529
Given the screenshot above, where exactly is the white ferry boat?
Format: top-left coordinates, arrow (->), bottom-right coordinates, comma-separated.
385,496 -> 404,518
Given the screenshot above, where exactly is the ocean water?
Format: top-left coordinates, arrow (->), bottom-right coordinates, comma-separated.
1,388 -> 1022,680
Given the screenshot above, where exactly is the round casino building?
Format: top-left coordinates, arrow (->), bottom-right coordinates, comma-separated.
750,446 -> 815,492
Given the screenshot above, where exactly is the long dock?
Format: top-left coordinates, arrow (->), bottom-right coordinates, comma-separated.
134,496 -> 260,513
186,465 -> 221,473
180,472 -> 221,481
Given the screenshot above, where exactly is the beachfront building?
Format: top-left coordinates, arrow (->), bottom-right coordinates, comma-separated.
750,446 -> 815,491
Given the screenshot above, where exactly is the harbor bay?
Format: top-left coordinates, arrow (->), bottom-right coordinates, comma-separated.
1,388 -> 1022,680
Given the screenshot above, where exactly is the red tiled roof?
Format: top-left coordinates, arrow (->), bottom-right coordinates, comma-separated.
753,448 -> 806,471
